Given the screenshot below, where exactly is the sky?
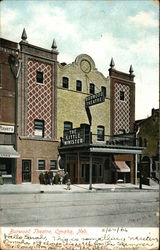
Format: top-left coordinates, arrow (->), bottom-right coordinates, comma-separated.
0,0 -> 159,120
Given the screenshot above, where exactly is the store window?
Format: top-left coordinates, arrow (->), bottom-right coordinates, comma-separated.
89,83 -> 95,94
76,80 -> 82,91
97,126 -> 105,141
36,71 -> 43,83
120,91 -> 125,101
34,119 -> 44,137
38,160 -> 45,170
64,121 -> 72,132
101,86 -> 106,97
50,160 -> 57,170
99,164 -> 102,176
62,77 -> 69,89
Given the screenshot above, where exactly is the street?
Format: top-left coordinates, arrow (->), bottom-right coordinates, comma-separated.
0,190 -> 159,227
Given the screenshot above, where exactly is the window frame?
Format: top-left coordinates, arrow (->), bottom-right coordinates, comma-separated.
101,86 -> 106,97
62,77 -> 69,89
50,160 -> 57,170
38,159 -> 45,170
120,90 -> 125,101
76,80 -> 82,92
89,83 -> 95,95
36,70 -> 44,84
34,119 -> 45,137
64,121 -> 73,133
97,125 -> 105,141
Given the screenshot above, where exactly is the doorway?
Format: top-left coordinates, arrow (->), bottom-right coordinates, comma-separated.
22,160 -> 31,182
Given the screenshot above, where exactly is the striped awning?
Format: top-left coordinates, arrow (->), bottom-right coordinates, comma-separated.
0,145 -> 20,158
115,161 -> 130,173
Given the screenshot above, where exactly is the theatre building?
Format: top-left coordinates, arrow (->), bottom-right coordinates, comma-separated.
58,55 -> 143,185
0,38 -> 20,184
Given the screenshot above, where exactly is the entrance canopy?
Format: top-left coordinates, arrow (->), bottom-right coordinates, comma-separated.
114,161 -> 130,173
0,145 -> 20,158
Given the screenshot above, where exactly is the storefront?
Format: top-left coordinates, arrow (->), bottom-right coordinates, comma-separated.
58,126 -> 143,186
0,145 -> 20,183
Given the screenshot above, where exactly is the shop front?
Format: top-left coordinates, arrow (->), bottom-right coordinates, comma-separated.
0,145 -> 20,184
58,126 -> 143,187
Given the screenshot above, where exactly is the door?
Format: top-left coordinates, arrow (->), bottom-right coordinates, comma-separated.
22,160 -> 31,182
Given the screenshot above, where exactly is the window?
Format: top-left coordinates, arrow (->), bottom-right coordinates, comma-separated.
89,83 -> 95,94
62,77 -> 69,89
101,86 -> 106,97
120,91 -> 125,101
36,71 -> 43,83
76,80 -> 82,91
34,119 -> 44,137
50,160 -> 57,170
64,121 -> 72,132
97,126 -> 105,141
38,160 -> 45,170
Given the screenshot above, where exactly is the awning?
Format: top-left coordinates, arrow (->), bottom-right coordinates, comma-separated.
0,145 -> 20,158
114,161 -> 130,173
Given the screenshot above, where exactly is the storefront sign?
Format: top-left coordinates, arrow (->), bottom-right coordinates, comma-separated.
0,124 -> 14,133
64,128 -> 85,145
85,91 -> 105,108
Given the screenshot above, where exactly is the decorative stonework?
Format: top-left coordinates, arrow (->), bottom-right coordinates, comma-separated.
26,59 -> 52,138
114,82 -> 130,134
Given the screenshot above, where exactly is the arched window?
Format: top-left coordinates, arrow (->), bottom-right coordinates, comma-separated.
62,77 -> 69,89
97,125 -> 105,141
89,83 -> 95,94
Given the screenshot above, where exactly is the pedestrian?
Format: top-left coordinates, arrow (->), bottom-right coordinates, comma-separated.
44,171 -> 49,185
64,172 -> 69,184
48,170 -> 53,185
67,178 -> 71,190
39,172 -> 44,184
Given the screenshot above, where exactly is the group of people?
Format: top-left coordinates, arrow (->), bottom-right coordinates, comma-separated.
39,171 -> 69,185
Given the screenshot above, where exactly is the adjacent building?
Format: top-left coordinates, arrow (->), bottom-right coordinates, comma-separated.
16,30 -> 59,184
135,108 -> 159,182
0,38 -> 20,184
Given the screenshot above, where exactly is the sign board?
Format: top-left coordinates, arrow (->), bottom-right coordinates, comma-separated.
85,91 -> 105,108
63,128 -> 85,145
0,125 -> 14,133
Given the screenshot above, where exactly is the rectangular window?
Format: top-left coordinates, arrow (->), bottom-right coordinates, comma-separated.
101,86 -> 106,97
34,119 -> 44,137
97,126 -> 105,141
64,121 -> 72,132
38,160 -> 45,170
50,160 -> 57,170
76,80 -> 82,91
62,77 -> 69,88
36,71 -> 43,83
90,83 -> 95,94
120,91 -> 125,101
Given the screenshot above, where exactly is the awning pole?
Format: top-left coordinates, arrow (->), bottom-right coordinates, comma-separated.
89,154 -> 92,190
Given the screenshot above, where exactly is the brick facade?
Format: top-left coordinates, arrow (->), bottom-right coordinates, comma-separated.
16,39 -> 59,184
109,68 -> 135,135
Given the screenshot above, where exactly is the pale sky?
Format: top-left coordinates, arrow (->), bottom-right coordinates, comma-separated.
0,0 -> 159,120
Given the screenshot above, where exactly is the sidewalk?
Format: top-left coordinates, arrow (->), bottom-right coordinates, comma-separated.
0,182 -> 159,194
